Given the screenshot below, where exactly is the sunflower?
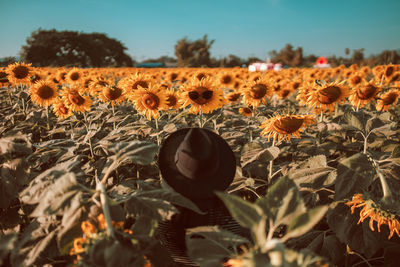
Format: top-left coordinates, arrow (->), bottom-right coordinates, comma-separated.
65,67 -> 84,85
241,76 -> 273,108
180,77 -> 226,114
384,64 -> 396,83
89,76 -> 113,96
218,72 -> 235,88
119,73 -> 153,97
55,68 -> 68,84
260,114 -> 315,142
52,99 -> 73,119
226,91 -> 242,103
61,88 -> 92,113
347,72 -> 365,88
5,62 -> 33,85
376,89 -> 400,112
0,69 -> 9,86
29,80 -> 58,107
306,80 -> 349,112
131,84 -> 168,120
346,193 -> 400,239
239,107 -> 253,117
348,80 -> 382,109
29,71 -> 45,84
164,89 -> 180,110
70,213 -> 131,265
97,85 -> 125,106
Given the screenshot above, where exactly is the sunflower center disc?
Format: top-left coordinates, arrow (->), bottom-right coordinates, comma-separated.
358,84 -> 377,99
69,92 -> 85,105
104,87 -> 122,100
382,92 -> 397,105
318,86 -> 341,104
250,84 -> 267,99
166,95 -> 177,107
142,93 -> 159,109
70,72 -> 80,81
37,85 -> 54,99
274,117 -> 304,134
133,80 -> 148,90
13,66 -> 29,79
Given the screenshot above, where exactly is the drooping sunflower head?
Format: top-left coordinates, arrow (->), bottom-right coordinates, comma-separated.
5,62 -> 33,85
376,89 -> 400,112
52,99 -> 73,119
179,77 -> 226,114
61,87 -> 92,113
241,76 -> 272,108
346,193 -> 400,239
29,80 -> 58,107
348,79 -> 382,109
306,80 -> 349,112
260,114 -> 316,143
131,83 -> 168,120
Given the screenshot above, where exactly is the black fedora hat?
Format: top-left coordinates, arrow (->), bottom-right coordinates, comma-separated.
158,127 -> 236,199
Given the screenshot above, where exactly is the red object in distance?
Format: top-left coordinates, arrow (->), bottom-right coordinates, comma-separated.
316,57 -> 328,65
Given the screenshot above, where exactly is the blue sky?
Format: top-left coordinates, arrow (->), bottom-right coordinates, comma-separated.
1,0 -> 399,61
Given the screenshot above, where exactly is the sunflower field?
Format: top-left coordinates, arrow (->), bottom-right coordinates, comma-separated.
1,62 -> 400,267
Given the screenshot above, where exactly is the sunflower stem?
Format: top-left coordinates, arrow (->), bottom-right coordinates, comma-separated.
96,178 -> 115,238
319,110 -> 324,122
83,112 -> 95,159
269,138 -> 276,181
363,134 -> 368,154
371,157 -> 393,202
155,117 -> 160,146
334,104 -> 339,117
111,104 -> 116,130
45,105 -> 50,131
199,107 -> 204,128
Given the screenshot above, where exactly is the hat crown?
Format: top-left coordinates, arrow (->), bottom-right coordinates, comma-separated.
174,128 -> 219,180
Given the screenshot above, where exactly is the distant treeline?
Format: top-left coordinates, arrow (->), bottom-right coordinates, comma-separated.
0,30 -> 398,67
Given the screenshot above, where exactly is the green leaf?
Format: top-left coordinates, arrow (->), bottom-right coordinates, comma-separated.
186,226 -> 250,267
0,135 -> 32,158
241,142 -> 280,168
57,205 -> 87,255
135,188 -> 204,214
327,203 -> 384,256
125,195 -> 177,221
256,176 -> 306,226
366,117 -> 385,134
28,173 -> 83,217
284,205 -> 328,240
0,233 -> 18,265
109,140 -> 158,166
216,192 -> 263,229
334,153 -> 375,200
343,111 -> 371,133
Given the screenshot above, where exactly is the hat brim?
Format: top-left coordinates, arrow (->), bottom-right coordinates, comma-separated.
158,128 -> 236,199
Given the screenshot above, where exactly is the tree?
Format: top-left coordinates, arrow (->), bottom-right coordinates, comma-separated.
269,44 -> 303,67
20,29 -> 133,67
351,48 -> 365,65
174,35 -> 214,67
